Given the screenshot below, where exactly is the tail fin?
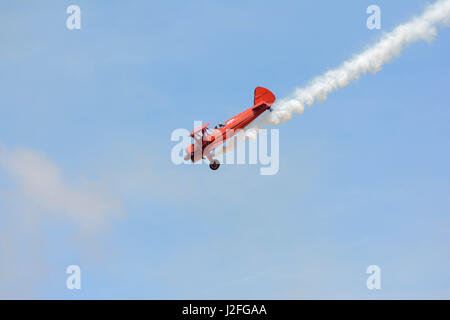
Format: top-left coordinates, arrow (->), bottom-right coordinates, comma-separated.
254,87 -> 276,107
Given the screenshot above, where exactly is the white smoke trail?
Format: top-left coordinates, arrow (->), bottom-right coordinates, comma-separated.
267,0 -> 450,125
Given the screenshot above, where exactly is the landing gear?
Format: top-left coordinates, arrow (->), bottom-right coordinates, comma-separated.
205,151 -> 220,171
209,159 -> 220,170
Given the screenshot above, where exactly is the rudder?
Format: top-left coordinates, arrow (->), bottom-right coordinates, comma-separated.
254,87 -> 276,106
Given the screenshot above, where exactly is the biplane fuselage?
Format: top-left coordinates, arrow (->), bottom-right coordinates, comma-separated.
184,87 -> 276,170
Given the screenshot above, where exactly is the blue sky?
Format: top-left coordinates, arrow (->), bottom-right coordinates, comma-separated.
0,0 -> 449,299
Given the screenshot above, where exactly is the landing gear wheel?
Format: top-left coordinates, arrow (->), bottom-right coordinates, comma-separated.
209,159 -> 220,170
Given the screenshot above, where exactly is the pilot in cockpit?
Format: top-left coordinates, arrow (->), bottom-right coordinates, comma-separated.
215,122 -> 225,129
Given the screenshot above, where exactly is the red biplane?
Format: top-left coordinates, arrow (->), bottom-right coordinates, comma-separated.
184,87 -> 276,170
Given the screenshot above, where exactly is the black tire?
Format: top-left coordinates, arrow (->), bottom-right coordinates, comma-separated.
209,159 -> 220,170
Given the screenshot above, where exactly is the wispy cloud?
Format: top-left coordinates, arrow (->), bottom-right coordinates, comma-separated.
0,143 -> 121,229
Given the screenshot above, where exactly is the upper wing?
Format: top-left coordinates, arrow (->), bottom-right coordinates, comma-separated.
190,122 -> 210,137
